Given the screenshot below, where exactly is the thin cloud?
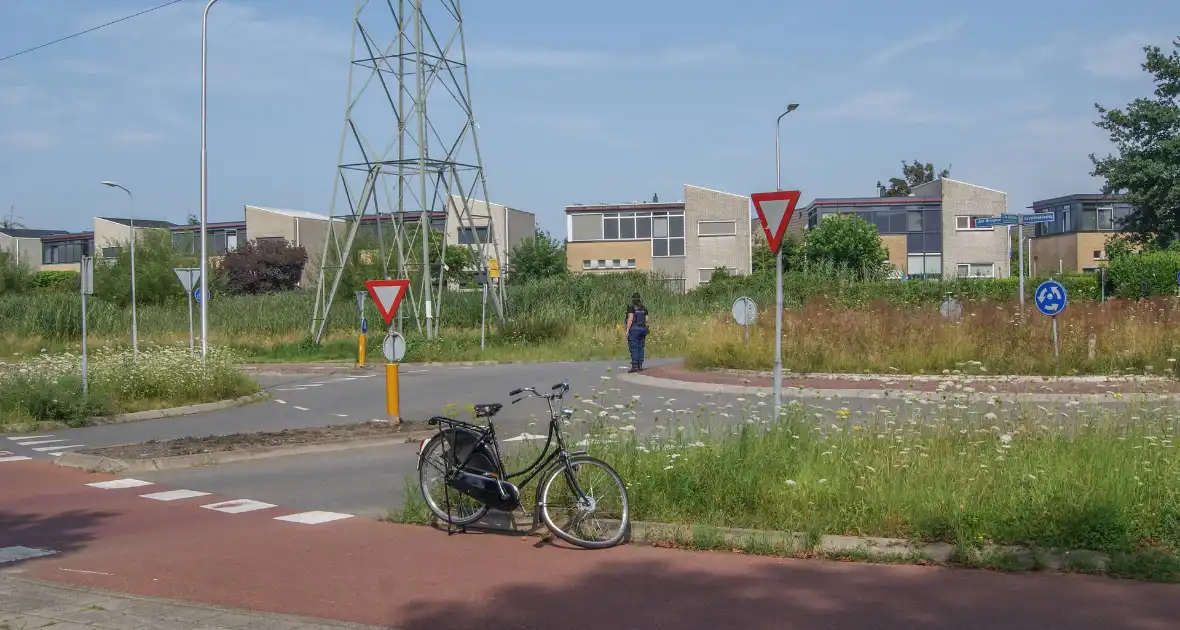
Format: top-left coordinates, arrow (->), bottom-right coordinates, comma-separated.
864,18 -> 968,67
1082,31 -> 1156,80
467,44 -> 736,70
3,130 -> 58,149
814,89 -> 972,125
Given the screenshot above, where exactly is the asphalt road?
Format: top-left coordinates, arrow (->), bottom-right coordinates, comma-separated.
4,359 -> 1168,519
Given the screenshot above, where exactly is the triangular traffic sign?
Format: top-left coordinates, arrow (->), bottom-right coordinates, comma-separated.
173,268 -> 200,292
364,279 -> 410,326
751,190 -> 802,254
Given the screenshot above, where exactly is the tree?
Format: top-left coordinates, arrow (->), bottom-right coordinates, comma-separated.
1090,37 -> 1180,249
219,238 -> 308,294
882,160 -> 951,197
751,230 -> 799,275
1,205 -> 24,230
508,228 -> 568,284
94,230 -> 197,306
792,214 -> 889,279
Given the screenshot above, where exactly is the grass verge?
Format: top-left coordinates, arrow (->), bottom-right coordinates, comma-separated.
393,386 -> 1180,581
0,344 -> 260,433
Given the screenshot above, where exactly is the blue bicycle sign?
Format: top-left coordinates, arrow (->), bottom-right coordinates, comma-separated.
1034,279 -> 1067,316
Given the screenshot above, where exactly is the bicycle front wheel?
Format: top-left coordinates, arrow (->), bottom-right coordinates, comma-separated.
539,455 -> 629,549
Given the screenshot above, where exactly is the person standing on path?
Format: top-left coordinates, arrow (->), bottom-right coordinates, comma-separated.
625,292 -> 649,373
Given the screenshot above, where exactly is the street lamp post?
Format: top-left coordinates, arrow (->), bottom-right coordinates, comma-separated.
772,103 -> 799,420
200,0 -> 221,360
101,181 -> 138,362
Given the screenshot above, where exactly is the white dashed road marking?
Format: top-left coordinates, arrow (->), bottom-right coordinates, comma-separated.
31,444 -> 84,452
0,455 -> 32,463
274,511 -> 354,525
7,435 -> 52,441
333,413 -> 348,418
274,399 -> 287,404
87,478 -> 155,490
0,546 -> 58,564
140,489 -> 212,501
15,438 -> 67,446
293,406 -> 309,411
201,499 -> 277,514
504,433 -> 548,442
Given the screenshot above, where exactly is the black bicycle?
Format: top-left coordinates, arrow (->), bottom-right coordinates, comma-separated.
415,380 -> 631,549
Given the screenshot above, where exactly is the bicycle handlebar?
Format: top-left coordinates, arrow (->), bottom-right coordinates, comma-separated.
507,381 -> 569,401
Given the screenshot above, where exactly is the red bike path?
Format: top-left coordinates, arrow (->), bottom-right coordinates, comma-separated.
2,459 -> 1178,630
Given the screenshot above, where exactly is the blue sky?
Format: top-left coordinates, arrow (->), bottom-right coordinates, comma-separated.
0,0 -> 1176,237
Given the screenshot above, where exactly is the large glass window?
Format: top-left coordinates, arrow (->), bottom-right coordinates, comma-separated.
652,211 -> 685,257
907,210 -> 923,232
457,226 -> 490,245
603,213 -> 619,240
1097,205 -> 1115,231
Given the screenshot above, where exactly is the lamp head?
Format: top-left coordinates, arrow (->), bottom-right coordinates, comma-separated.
101,181 -> 118,187
786,103 -> 799,112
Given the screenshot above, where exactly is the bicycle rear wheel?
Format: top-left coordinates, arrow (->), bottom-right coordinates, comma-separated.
418,434 -> 490,526
538,455 -> 629,549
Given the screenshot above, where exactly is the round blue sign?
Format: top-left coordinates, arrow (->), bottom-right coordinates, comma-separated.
1034,279 -> 1067,316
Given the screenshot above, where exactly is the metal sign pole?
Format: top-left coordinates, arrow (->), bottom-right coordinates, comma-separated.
1052,315 -> 1059,360
773,247 -> 783,419
187,279 -> 195,357
1017,221 -> 1026,309
80,256 -> 92,394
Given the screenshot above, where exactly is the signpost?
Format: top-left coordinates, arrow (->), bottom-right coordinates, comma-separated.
1034,279 -> 1068,359
364,279 -> 411,425
751,189 -> 802,420
173,268 -> 201,356
731,296 -> 757,344
80,257 -> 94,394
971,212 -> 1053,307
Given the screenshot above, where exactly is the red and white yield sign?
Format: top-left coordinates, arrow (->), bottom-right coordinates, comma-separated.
364,279 -> 410,326
751,190 -> 802,254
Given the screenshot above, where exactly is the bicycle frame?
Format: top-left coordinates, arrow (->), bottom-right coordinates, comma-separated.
421,381 -> 592,531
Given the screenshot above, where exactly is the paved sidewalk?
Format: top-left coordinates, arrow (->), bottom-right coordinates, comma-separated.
0,574 -> 383,629
4,459 -> 1180,629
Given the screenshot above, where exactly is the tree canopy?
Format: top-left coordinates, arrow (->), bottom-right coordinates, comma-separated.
881,160 -> 951,197
1090,37 -> 1180,249
792,214 -> 889,279
508,228 -> 568,284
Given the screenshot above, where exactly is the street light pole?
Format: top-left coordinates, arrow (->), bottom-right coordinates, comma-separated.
200,0 -> 221,360
101,181 -> 138,362
772,103 -> 799,420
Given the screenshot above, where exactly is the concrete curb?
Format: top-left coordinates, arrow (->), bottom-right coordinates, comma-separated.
710,367 -> 1178,384
56,429 -> 438,474
89,391 -> 272,424
615,520 -> 1113,572
618,372 -> 1180,403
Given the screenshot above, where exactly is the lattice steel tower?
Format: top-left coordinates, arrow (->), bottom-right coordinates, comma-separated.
311,0 -> 505,343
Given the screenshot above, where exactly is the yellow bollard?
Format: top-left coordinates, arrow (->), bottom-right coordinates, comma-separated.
357,334 -> 366,367
385,362 -> 401,425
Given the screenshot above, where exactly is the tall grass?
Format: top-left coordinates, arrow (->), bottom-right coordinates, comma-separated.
688,296 -> 1180,375
562,389 -> 1180,556
0,345 -> 259,432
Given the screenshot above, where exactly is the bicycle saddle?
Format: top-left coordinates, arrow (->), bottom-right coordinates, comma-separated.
473,403 -> 503,418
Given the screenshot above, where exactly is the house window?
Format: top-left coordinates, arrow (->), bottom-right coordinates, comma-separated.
653,213 -> 685,257
699,268 -> 714,283
907,253 -> 942,277
457,226 -> 490,245
955,216 -> 992,231
582,260 -> 592,270
956,263 -> 995,278
907,210 -> 923,233
1062,206 -> 1073,232
1097,205 -> 1115,231
102,247 -> 120,258
626,258 -> 636,268
1093,250 -> 1104,260
225,229 -> 238,251
603,214 -> 619,240
697,220 -> 737,236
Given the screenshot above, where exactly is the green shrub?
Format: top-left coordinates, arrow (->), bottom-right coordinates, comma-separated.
32,270 -> 80,292
0,251 -> 33,293
1107,250 -> 1180,299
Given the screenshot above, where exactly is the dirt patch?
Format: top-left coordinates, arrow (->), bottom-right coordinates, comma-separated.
80,421 -> 424,460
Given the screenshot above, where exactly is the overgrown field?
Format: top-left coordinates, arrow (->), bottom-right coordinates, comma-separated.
0,345 -> 259,432
2,270 -> 1177,374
